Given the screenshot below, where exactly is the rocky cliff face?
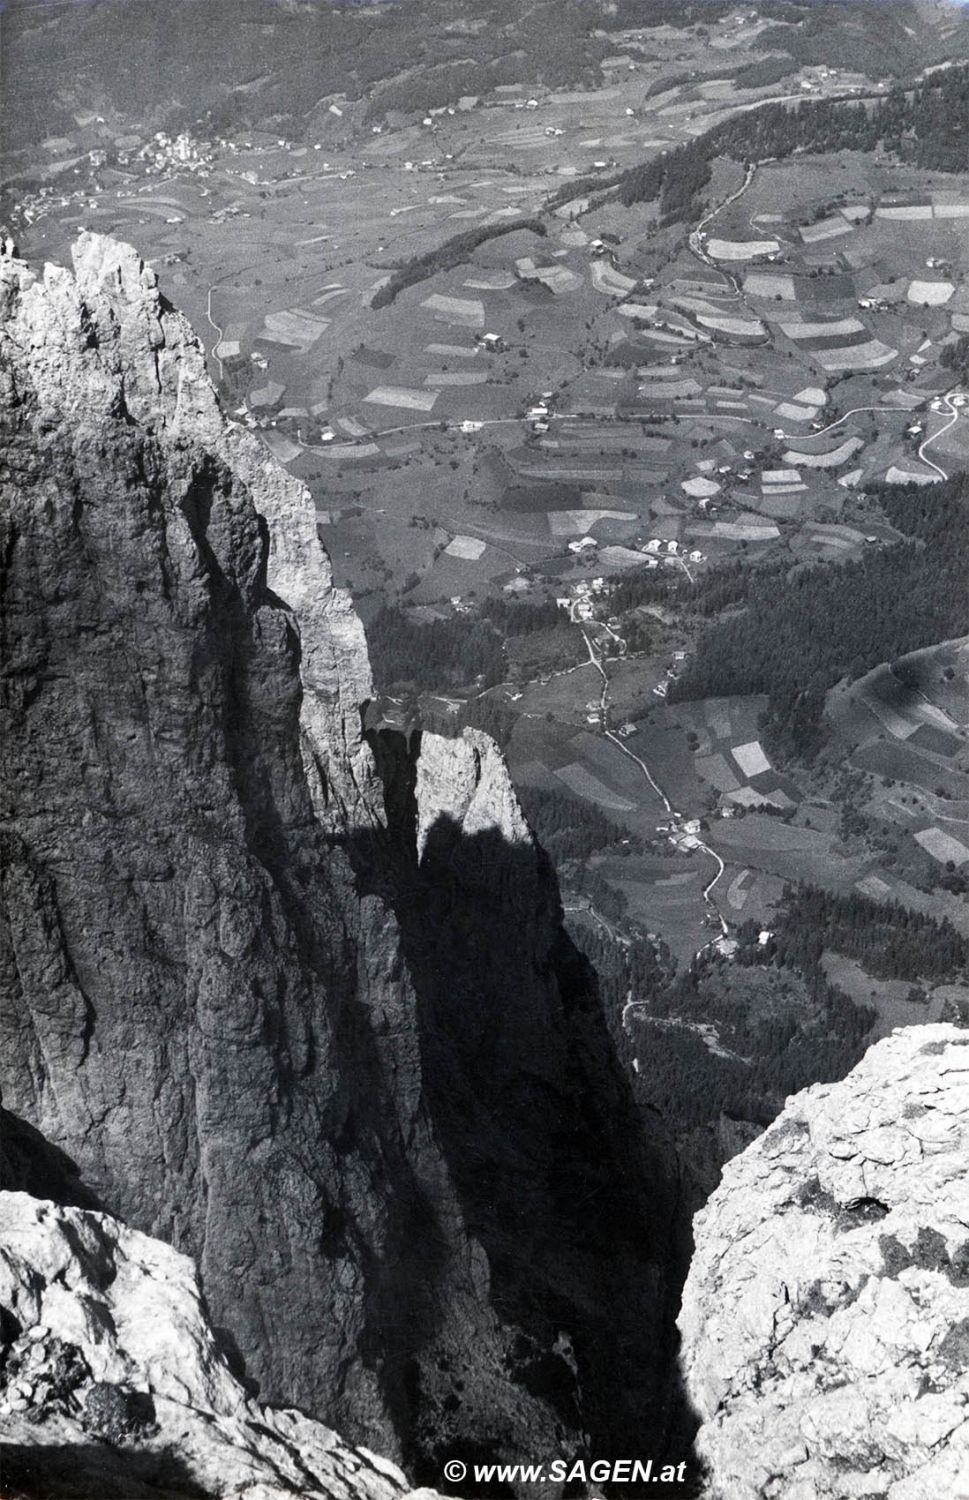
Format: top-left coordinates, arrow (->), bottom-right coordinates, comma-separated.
679,1024 -> 969,1500
0,234 -> 678,1483
0,1189 -> 442,1500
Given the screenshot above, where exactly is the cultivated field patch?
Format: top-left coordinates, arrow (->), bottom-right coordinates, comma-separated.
907,279 -> 955,305
421,292 -> 485,327
784,436 -> 864,467
363,385 -> 439,411
799,217 -> 853,244
444,535 -> 487,560
743,272 -> 796,299
816,340 -> 897,370
884,463 -> 939,485
731,740 -> 772,779
914,826 -> 969,865
706,237 -> 780,260
259,308 -> 330,350
555,762 -> 637,813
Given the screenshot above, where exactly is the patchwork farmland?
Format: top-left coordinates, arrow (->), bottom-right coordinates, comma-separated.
11,2 -> 968,1106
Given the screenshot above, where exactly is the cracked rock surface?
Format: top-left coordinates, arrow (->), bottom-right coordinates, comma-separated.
0,1190 -> 437,1500
678,1024 -> 969,1500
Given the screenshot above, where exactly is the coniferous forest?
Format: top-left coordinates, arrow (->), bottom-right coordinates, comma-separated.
757,884 -> 969,982
365,604 -> 506,690
669,473 -> 969,760
549,63 -> 969,222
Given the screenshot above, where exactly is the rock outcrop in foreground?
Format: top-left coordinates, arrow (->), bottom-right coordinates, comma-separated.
679,1025 -> 969,1500
0,233 -> 676,1482
0,1190 -> 437,1500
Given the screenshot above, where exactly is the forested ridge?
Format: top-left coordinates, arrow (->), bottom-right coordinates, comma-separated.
753,884 -> 969,981
608,556 -> 792,618
613,0 -> 954,75
549,63 -> 969,222
364,596 -> 577,693
371,218 -> 546,309
518,784 -> 640,863
669,472 -> 969,760
365,604 -> 506,689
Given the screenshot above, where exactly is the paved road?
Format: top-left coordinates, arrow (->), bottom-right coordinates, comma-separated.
574,625 -> 730,952
205,285 -> 226,382
917,393 -> 961,481
777,403 -> 900,443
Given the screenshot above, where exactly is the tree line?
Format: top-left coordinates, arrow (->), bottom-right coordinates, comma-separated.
480,596 -> 564,635
744,883 -> 968,982
548,63 -> 969,224
371,218 -> 547,310
518,784 -> 637,864
941,334 -> 969,387
366,596 -> 578,697
608,556 -> 793,619
669,472 -> 969,760
365,605 -> 506,691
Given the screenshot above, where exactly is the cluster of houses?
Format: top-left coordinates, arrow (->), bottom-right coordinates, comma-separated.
641,538 -> 704,566
652,650 -> 688,700
559,534 -> 703,573
657,814 -> 704,851
555,576 -> 608,622
132,131 -> 215,177
524,392 -> 556,434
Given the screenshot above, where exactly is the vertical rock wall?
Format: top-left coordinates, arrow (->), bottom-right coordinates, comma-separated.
1,235 -> 680,1483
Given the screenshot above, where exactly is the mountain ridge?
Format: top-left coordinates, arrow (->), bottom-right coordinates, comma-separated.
0,232 -> 682,1486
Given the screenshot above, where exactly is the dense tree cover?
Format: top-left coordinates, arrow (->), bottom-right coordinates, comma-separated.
365,0 -> 605,117
371,218 -> 546,309
609,557 -> 792,619
670,472 -> 969,760
750,883 -> 969,981
568,900 -> 874,1136
570,865 -> 629,925
367,597 -> 581,698
651,140 -> 713,225
642,70 -> 701,99
622,947 -> 875,1130
553,63 -> 969,222
567,923 -> 669,1021
731,56 -> 797,90
365,605 -> 505,691
630,985 -> 873,1129
518,785 -> 636,863
711,64 -> 969,174
480,596 -> 565,635
941,334 -> 969,386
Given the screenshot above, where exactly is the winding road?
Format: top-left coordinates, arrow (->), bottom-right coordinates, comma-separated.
917,393 -> 961,481
689,159 -> 759,294
772,393 -> 963,478
577,625 -> 730,953
205,284 -> 226,383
